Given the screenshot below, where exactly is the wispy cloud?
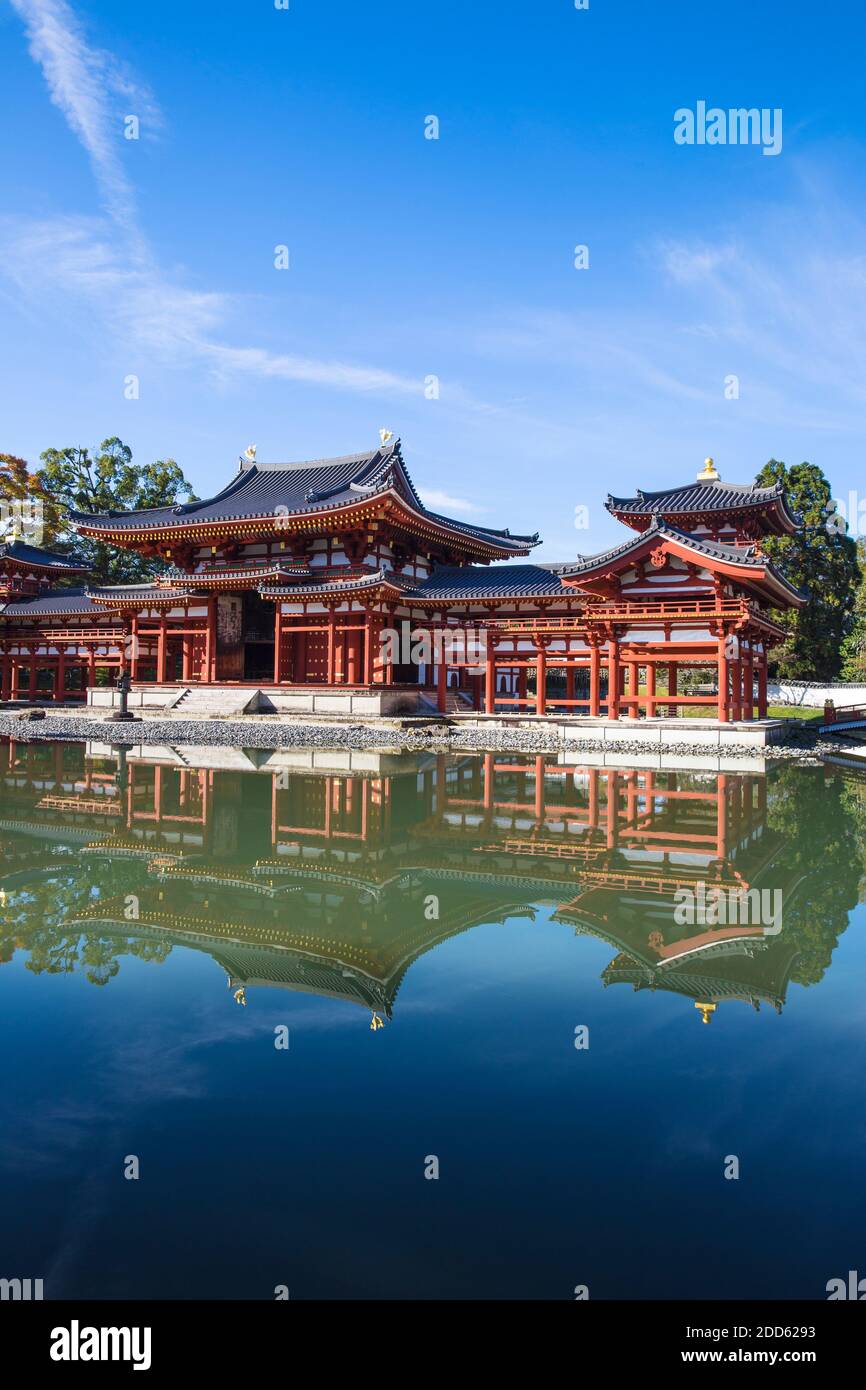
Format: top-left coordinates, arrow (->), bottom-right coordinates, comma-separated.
9,0 -> 156,248
4,0 -> 426,398
415,487 -> 480,514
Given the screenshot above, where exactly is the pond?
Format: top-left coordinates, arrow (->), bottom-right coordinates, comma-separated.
1,739 -> 864,1300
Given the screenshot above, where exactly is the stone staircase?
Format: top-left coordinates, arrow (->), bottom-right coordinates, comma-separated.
418,689 -> 475,715
167,687 -> 261,717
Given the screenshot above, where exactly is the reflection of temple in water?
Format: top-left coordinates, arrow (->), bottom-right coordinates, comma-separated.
0,738 -> 813,1020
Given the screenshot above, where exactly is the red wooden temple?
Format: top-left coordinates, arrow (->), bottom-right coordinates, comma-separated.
0,442 -> 804,720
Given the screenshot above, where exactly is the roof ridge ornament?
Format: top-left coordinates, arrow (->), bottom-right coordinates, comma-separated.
697,456 -> 721,482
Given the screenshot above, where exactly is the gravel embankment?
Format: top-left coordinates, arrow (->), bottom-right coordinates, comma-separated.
0,708 -> 848,762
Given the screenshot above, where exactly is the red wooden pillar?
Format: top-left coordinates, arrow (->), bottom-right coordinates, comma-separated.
1,648 -> 10,701
606,636 -> 620,718
363,611 -> 374,685
565,661 -> 575,707
203,597 -> 215,682
743,646 -> 754,720
667,661 -> 678,717
627,660 -> 639,716
273,604 -> 283,685
130,615 -> 139,681
731,652 -> 742,721
517,664 -> 528,706
437,645 -> 447,712
717,632 -> 729,723
485,648 -> 495,714
56,648 -> 66,703
157,616 -> 167,684
589,640 -> 601,716
757,649 -> 768,718
646,661 -> 656,718
535,644 -> 547,715
326,607 -> 336,686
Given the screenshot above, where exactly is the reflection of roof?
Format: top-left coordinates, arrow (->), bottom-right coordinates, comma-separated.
70,440 -> 539,555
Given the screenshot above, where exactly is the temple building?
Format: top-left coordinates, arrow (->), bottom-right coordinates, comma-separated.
0,441 -> 804,720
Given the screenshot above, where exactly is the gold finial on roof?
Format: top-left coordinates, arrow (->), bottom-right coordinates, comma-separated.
697,456 -> 720,482
695,1001 -> 717,1024
379,429 -> 394,446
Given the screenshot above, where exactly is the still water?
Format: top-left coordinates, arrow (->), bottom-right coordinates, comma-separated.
1,739 -> 865,1300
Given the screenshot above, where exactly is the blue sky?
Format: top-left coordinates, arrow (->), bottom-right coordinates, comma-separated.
1,0 -> 865,558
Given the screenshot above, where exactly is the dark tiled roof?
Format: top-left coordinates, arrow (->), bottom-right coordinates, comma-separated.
70,440 -> 538,553
405,565 -> 570,600
90,585 -> 193,604
606,478 -> 798,519
0,540 -> 85,570
259,567 -> 411,599
0,587 -> 101,617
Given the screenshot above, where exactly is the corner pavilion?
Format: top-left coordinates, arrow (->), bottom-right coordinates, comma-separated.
0,442 -> 803,720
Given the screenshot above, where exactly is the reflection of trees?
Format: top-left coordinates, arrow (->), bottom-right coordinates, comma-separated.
0,860 -> 172,985
766,765 -> 863,986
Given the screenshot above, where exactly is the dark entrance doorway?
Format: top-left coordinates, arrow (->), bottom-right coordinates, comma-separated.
243,591 -> 275,681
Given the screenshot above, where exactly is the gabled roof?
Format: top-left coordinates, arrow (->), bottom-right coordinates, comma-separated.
0,586 -> 101,618
556,518 -> 806,607
606,477 -> 800,535
0,540 -> 86,572
69,439 -> 539,558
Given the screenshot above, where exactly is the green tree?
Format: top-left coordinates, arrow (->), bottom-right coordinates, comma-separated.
755,459 -> 860,680
839,538 -> 866,680
38,437 -> 197,583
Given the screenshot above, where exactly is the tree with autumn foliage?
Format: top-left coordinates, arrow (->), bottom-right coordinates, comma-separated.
0,453 -> 64,547
755,459 -> 860,680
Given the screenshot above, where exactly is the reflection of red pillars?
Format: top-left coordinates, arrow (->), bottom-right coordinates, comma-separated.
589,642 -> 600,716
716,773 -> 727,858
483,753 -> 495,812
717,633 -> 729,723
626,771 -> 638,825
606,770 -> 618,848
588,768 -> 599,829
534,755 -> 545,821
